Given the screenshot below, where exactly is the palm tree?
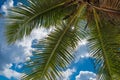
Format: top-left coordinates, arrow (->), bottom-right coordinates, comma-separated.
6,0 -> 120,80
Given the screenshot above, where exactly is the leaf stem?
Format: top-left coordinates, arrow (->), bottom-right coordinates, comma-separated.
93,8 -> 113,80
40,4 -> 86,79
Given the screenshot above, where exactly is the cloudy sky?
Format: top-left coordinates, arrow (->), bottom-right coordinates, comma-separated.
0,0 -> 96,80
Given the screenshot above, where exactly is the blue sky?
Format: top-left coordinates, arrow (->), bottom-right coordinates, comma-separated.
0,0 -> 96,80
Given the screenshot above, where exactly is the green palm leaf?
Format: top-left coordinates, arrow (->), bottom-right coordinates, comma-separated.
6,0 -> 77,43
88,9 -> 120,80
22,4 -> 86,80
5,0 -> 120,80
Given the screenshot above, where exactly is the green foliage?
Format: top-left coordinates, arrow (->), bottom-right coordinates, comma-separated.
22,4 -> 87,80
5,0 -> 120,80
88,9 -> 120,80
6,0 -> 77,43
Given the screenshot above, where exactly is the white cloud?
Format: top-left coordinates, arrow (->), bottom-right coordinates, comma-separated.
17,64 -> 23,69
74,44 -> 90,63
0,0 -> 49,79
78,39 -> 88,46
1,0 -> 14,14
15,28 -> 48,62
59,68 -> 76,80
6,63 -> 13,68
76,71 -> 96,80
17,2 -> 23,6
0,1 -> 49,78
0,68 -> 22,79
0,63 -> 23,79
0,19 -> 48,78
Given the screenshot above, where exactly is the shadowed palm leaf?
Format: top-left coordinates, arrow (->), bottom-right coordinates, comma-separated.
88,9 -> 120,80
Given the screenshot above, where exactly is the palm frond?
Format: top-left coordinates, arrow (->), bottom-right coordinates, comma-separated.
5,0 -> 120,80
84,0 -> 120,25
6,0 -> 78,44
22,4 -> 87,80
88,8 -> 120,80
99,0 -> 120,25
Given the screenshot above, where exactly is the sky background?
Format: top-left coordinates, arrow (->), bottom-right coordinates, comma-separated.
0,0 -> 96,80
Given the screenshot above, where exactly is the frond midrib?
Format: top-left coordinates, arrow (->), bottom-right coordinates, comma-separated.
93,9 -> 113,80
89,3 -> 120,14
40,4 -> 86,79
23,1 -> 66,26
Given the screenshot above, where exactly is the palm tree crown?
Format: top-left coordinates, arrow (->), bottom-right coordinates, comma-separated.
6,0 -> 120,80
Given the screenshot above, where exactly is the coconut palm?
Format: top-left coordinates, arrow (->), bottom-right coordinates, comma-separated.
6,0 -> 120,80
